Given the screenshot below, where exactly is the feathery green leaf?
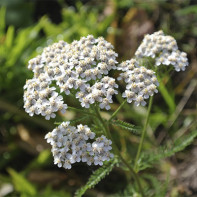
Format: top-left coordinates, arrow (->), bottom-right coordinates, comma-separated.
75,158 -> 118,197
110,119 -> 141,136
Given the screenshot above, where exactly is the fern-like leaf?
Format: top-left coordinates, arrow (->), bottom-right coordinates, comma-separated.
110,119 -> 141,136
74,158 -> 118,197
138,130 -> 197,171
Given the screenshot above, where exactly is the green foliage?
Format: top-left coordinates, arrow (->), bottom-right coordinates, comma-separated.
74,158 -> 118,197
137,130 -> 197,171
7,168 -> 37,197
110,119 -> 141,135
0,8 -> 43,104
40,5 -> 114,42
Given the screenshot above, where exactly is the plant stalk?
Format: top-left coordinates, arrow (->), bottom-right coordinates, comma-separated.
134,96 -> 153,172
108,99 -> 127,122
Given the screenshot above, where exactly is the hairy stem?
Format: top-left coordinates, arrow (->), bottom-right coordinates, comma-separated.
134,96 -> 153,172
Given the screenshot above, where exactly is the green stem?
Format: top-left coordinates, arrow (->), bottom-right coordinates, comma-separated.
93,106 -> 145,197
134,96 -> 153,172
108,99 -> 127,122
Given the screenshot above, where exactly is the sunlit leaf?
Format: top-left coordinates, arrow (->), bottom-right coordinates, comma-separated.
5,25 -> 15,49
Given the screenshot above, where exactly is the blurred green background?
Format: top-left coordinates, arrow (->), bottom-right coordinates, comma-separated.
0,0 -> 197,196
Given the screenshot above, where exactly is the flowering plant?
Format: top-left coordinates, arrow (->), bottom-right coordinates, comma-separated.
24,31 -> 189,196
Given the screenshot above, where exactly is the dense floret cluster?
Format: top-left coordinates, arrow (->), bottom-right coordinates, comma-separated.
117,59 -> 159,106
135,30 -> 189,72
45,122 -> 113,169
23,74 -> 67,120
24,35 -> 119,119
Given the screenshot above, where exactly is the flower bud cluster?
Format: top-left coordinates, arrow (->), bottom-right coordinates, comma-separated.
45,122 -> 113,169
24,35 -> 119,119
135,30 -> 189,72
117,59 -> 159,106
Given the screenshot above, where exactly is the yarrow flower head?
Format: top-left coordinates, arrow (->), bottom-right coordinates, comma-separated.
45,122 -> 113,169
135,30 -> 189,72
24,35 -> 119,119
23,32 -> 190,173
117,59 -> 159,106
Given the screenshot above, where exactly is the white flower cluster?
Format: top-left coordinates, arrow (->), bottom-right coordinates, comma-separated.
23,73 -> 67,120
117,59 -> 159,106
24,35 -> 119,119
135,30 -> 189,72
45,122 -> 113,169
